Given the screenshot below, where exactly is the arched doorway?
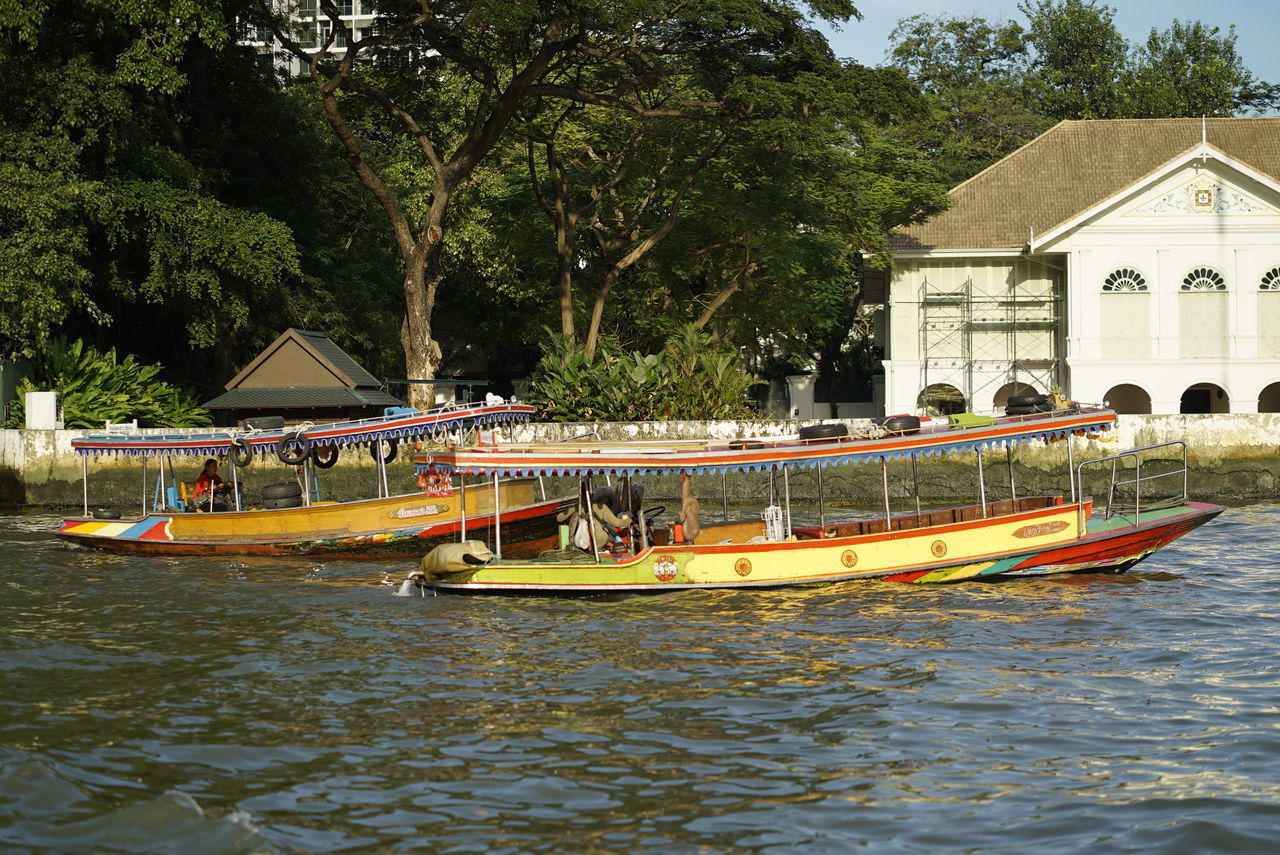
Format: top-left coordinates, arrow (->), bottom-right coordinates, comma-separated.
1102,384 -> 1152,414
992,382 -> 1040,409
918,384 -> 966,415
1259,383 -> 1280,413
1180,383 -> 1229,414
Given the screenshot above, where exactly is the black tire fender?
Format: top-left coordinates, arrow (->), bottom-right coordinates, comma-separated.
244,415 -> 285,431
879,415 -> 922,434
229,437 -> 253,468
92,508 -> 121,520
729,439 -> 765,450
1006,394 -> 1047,408
261,482 -> 303,500
798,423 -> 849,440
277,431 -> 311,465
262,495 -> 304,510
370,438 -> 398,465
312,444 -> 339,469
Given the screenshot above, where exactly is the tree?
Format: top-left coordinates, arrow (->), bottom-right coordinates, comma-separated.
1018,0 -> 1128,120
889,4 -> 1280,187
888,14 -> 1050,186
256,0 -> 860,406
1124,20 -> 1280,117
0,0 -> 302,388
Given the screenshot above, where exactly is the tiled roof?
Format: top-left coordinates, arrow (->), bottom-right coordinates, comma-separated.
891,118 -> 1280,251
291,329 -> 382,388
203,386 -> 405,411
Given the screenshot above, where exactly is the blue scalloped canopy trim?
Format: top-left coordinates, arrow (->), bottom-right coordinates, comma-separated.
72,406 -> 532,456
414,424 -> 1107,477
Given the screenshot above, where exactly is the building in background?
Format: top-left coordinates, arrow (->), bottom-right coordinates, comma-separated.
884,118 -> 1280,415
244,1 -> 380,77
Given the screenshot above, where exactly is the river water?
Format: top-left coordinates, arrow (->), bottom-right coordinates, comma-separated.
2,504 -> 1278,854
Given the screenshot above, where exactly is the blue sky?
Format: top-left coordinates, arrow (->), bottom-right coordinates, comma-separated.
818,0 -> 1280,92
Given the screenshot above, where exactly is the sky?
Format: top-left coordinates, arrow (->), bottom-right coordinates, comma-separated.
817,0 -> 1280,89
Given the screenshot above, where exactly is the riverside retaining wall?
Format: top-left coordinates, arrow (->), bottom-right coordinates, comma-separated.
3,414 -> 1279,509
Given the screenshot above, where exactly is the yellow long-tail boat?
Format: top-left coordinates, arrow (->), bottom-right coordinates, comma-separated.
402,404 -> 1223,593
56,401 -> 567,558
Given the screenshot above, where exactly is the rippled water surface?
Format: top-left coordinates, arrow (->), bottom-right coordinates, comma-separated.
3,505 -> 1279,853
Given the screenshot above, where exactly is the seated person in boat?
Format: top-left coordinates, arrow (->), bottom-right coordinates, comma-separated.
559,487 -> 633,552
193,458 -> 234,510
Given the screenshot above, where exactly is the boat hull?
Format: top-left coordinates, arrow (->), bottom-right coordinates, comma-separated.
57,483 -> 567,559
422,500 -> 1223,594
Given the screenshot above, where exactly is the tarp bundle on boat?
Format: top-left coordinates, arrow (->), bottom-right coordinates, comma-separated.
417,409 -> 1117,478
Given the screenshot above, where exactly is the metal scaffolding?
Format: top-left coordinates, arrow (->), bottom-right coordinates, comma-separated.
919,276 -> 1061,412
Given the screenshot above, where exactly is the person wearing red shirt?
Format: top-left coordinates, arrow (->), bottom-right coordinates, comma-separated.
193,458 -> 233,509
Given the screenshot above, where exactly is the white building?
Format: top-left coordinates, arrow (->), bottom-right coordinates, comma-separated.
245,1 -> 380,77
884,118 -> 1280,415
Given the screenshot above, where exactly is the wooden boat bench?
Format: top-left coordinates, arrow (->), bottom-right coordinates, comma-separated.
823,495 -> 1062,538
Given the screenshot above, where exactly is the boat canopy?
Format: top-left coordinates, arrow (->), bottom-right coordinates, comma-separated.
417,409 -> 1117,478
72,401 -> 535,457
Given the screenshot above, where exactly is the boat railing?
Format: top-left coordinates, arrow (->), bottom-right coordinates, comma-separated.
1075,440 -> 1189,528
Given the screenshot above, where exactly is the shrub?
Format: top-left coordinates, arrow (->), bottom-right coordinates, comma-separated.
527,324 -> 759,422
4,338 -> 212,428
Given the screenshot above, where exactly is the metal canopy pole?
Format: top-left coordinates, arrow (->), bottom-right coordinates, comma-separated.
492,475 -> 502,558
585,476 -> 600,563
459,474 -> 467,541
82,457 -> 88,516
1003,445 -> 1013,504
1067,434 -> 1076,503
231,454 -> 241,511
721,472 -> 729,522
977,449 -> 988,517
881,457 -> 891,529
911,453 -> 922,519
782,466 -> 792,538
1006,445 -> 1018,503
141,457 -> 147,517
817,465 -> 826,529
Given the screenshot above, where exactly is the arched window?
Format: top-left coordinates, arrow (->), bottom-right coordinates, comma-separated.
1181,266 -> 1227,291
1261,267 -> 1280,291
1102,267 -> 1147,292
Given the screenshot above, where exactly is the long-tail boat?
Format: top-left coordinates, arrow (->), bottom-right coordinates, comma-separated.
56,401 -> 567,557
402,404 -> 1223,593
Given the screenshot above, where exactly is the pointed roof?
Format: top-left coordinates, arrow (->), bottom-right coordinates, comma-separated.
224,328 -> 382,390
891,118 -> 1280,252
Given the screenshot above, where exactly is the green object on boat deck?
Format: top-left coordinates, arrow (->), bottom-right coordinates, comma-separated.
949,412 -> 996,428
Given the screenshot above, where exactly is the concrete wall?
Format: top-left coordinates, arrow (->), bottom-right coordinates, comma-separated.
4,413 -> 1280,509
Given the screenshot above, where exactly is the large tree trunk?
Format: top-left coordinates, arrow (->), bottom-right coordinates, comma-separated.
556,213 -> 577,339
400,254 -> 442,409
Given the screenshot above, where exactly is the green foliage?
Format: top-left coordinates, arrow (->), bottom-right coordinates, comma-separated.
4,338 -> 212,428
889,2 -> 1280,186
1124,20 -> 1280,117
0,0 -> 302,371
1019,0 -> 1128,120
526,325 -> 760,422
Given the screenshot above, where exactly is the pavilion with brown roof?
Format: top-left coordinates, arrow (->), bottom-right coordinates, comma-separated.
883,117 -> 1280,416
203,328 -> 404,425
